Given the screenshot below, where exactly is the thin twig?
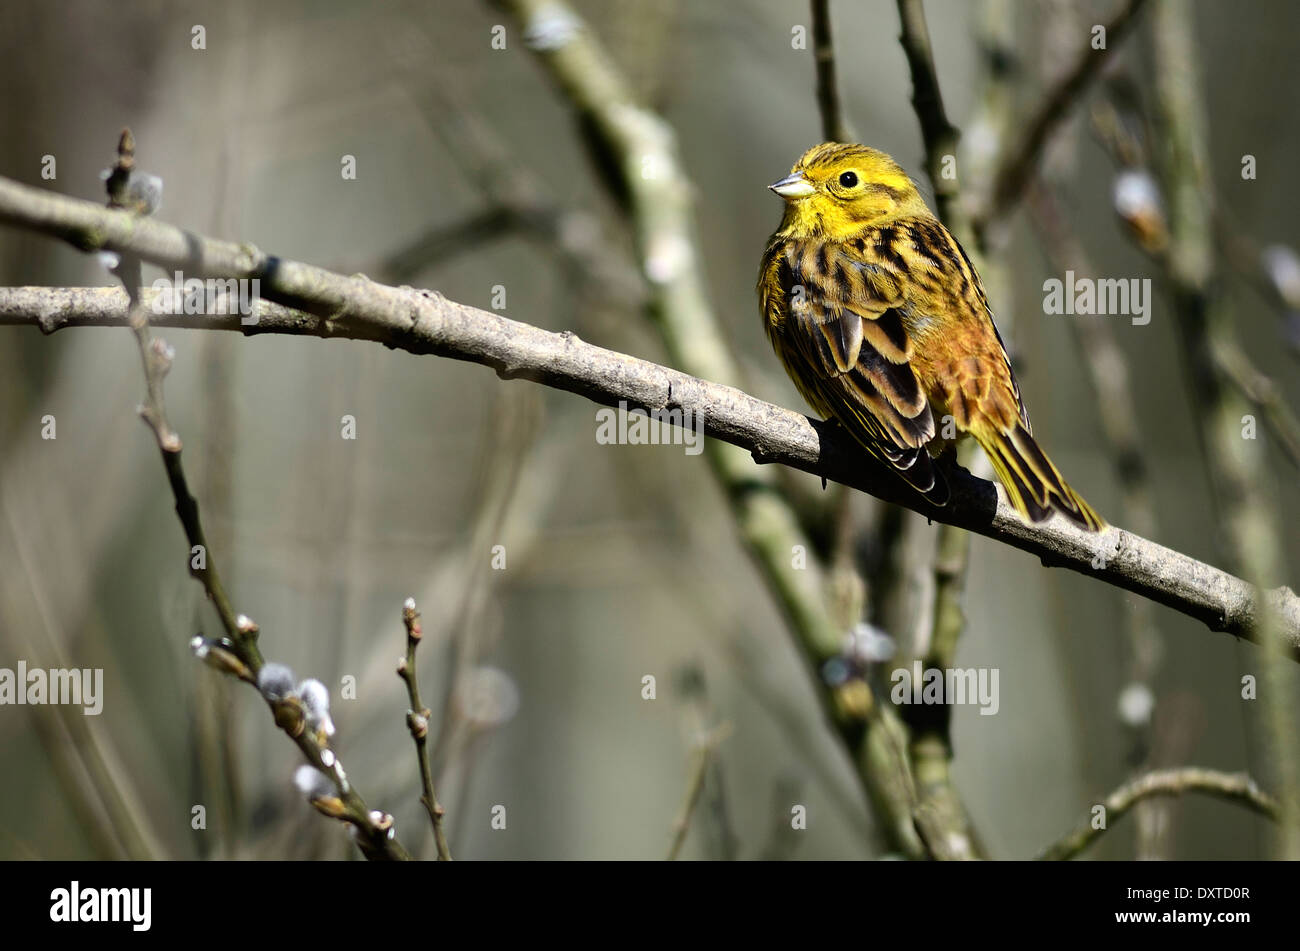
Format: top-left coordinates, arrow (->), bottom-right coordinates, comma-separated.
666,723 -> 731,861
975,0 -> 1150,233
894,0 -> 988,861
104,131 -> 248,665
673,666 -> 740,860
428,389 -> 539,785
1214,340 -> 1300,469
895,0 -> 962,228
810,0 -> 853,143
94,131 -> 410,861
398,599 -> 452,860
1037,767 -> 1278,860
1089,97 -> 1300,470
909,485 -> 980,861
379,208 -> 515,282
1214,211 -> 1294,312
1092,45 -> 1300,857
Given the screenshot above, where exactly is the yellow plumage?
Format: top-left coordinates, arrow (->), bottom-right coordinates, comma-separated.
758,143 -> 1105,531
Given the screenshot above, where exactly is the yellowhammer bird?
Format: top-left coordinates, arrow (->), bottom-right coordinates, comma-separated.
758,142 -> 1105,531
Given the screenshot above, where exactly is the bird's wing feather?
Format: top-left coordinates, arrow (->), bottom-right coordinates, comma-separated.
768,237 -> 945,502
785,239 -> 934,448
908,218 -> 1031,432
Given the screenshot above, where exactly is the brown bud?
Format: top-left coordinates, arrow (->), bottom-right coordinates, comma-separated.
309,795 -> 348,820
272,697 -> 306,737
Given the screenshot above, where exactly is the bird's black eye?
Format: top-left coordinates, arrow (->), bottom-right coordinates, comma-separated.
838,171 -> 859,188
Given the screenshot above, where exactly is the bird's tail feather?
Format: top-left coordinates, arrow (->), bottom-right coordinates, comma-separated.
898,445 -> 950,508
974,423 -> 1106,532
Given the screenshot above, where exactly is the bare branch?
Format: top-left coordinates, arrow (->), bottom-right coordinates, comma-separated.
894,0 -> 983,860
895,0 -> 961,227
1214,339 -> 1300,470
1038,768 -> 1278,860
497,0 -> 926,855
811,0 -> 854,143
398,599 -> 452,861
1029,178 -> 1171,855
666,722 -> 731,861
0,258 -> 1295,658
1,161 -> 1298,654
72,132 -> 413,861
975,0 -> 1149,233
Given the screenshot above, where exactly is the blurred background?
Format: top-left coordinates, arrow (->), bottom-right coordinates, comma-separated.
0,0 -> 1296,860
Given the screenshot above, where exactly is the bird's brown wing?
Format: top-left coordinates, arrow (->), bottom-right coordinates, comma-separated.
901,218 -> 1106,530
764,237 -> 947,505
904,216 -> 1031,433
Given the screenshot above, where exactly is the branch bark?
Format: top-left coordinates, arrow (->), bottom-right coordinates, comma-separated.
0,242 -> 1295,656
811,0 -> 854,143
1038,767 -> 1278,860
895,0 -> 961,227
398,599 -> 452,860
894,0 -> 985,861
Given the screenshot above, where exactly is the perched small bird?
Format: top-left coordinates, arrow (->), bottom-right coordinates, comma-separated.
758,143 -> 1105,531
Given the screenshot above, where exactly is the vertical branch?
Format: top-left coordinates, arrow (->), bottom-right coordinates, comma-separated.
399,599 -> 453,861
810,0 -> 854,142
105,130 -> 253,668
102,129 -> 410,862
500,0 -> 929,857
895,0 -> 990,860
1152,0 -> 1300,858
895,0 -> 962,228
908,483 -> 980,860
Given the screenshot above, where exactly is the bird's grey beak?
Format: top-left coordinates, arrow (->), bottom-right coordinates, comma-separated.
769,173 -> 816,200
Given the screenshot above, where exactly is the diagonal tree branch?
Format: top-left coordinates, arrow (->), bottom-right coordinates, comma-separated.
55,130 -> 412,861
1214,336 -> 1300,470
974,0 -> 1149,233
0,207 -> 1295,657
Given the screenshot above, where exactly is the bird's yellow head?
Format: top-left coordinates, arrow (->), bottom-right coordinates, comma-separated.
768,143 -> 930,239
